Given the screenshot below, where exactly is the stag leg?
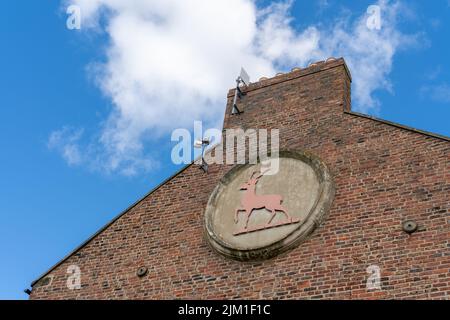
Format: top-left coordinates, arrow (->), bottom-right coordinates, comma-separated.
278,206 -> 292,222
234,208 -> 244,224
267,209 -> 277,226
245,210 -> 253,229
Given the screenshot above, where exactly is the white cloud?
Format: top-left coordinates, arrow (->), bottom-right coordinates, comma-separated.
316,0 -> 330,13
55,0 -> 417,175
319,0 -> 419,112
255,1 -> 322,66
425,65 -> 442,81
421,83 -> 450,103
48,127 -> 84,166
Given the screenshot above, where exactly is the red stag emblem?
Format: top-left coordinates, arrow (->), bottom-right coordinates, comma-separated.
234,169 -> 300,235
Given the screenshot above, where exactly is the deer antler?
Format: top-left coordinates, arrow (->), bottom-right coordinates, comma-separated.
253,167 -> 270,180
250,171 -> 259,179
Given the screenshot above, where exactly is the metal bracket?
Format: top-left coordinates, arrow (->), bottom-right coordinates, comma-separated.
402,220 -> 418,234
136,266 -> 148,277
199,161 -> 208,173
194,139 -> 210,173
231,68 -> 250,114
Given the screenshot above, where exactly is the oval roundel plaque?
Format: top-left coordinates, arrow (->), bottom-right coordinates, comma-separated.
204,150 -> 335,261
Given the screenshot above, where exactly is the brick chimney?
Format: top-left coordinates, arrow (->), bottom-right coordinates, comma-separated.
222,58 -> 352,136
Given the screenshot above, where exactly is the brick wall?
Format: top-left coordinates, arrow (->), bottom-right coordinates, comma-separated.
30,58 -> 450,299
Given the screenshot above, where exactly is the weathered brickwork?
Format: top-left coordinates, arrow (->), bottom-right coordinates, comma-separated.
30,58 -> 450,300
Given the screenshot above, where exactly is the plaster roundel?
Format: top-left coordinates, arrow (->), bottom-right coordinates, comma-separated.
204,150 -> 335,261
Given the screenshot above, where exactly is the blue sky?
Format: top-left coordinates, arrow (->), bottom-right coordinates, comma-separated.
0,1 -> 449,299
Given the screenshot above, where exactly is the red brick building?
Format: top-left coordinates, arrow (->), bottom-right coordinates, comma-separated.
29,58 -> 449,299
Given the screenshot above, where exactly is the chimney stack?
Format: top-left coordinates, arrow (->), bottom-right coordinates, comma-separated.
223,58 -> 352,135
